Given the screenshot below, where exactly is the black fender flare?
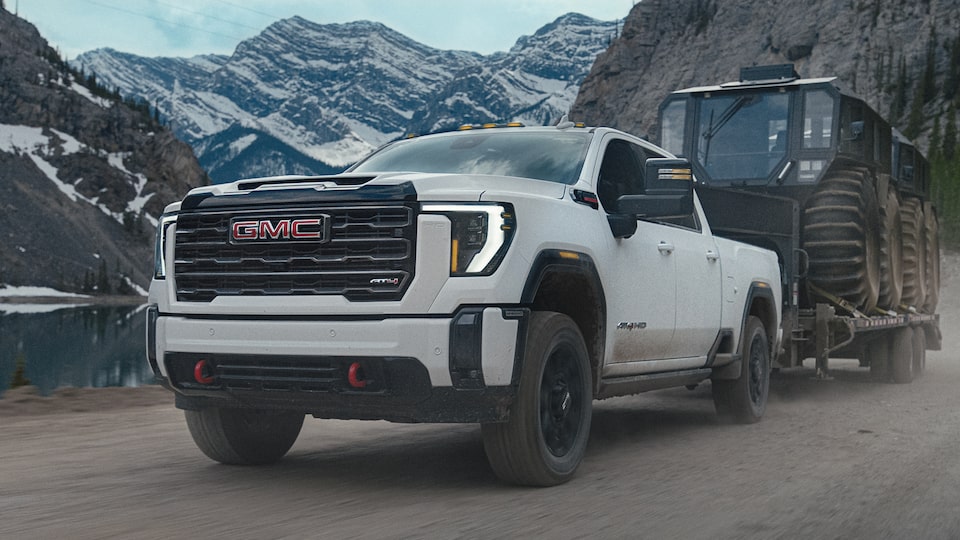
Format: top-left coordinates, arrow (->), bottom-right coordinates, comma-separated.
712,282 -> 778,380
517,250 -> 607,391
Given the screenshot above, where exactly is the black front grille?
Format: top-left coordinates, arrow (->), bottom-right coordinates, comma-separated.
174,204 -> 417,302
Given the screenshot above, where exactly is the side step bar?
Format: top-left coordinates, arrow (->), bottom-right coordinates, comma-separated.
597,368 -> 713,400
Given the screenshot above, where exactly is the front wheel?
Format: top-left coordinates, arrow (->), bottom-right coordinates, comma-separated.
482,312 -> 593,487
713,316 -> 770,423
185,407 -> 304,465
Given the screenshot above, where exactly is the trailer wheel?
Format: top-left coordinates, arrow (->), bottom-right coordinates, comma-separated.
877,189 -> 903,310
713,316 -> 769,423
889,327 -> 915,384
922,208 -> 940,313
912,326 -> 926,376
185,407 -> 304,465
900,198 -> 926,309
803,168 -> 880,312
482,312 -> 592,486
866,337 -> 890,382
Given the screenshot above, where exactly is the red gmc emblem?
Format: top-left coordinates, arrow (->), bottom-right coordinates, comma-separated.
230,217 -> 328,242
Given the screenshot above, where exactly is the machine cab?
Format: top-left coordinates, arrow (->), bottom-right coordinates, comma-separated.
658,64 -> 893,200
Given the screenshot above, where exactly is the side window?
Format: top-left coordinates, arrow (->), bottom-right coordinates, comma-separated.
597,139 -> 645,212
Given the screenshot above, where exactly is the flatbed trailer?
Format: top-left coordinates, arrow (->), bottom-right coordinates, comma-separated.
697,184 -> 941,380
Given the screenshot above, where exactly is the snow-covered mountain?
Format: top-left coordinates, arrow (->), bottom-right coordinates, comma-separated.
76,13 -> 617,182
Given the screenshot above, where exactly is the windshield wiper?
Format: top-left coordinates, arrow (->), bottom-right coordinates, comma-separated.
700,95 -> 756,164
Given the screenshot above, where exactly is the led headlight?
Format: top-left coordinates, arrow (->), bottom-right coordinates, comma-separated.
422,203 -> 515,275
154,213 -> 178,279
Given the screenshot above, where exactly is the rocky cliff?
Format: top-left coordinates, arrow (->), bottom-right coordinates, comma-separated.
0,7 -> 207,292
572,0 -> 960,153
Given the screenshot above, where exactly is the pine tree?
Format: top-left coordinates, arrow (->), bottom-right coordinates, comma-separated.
97,258 -> 111,294
905,80 -> 926,139
946,34 -> 960,100
944,103 -> 958,161
921,28 -> 938,103
930,117 -> 942,162
890,56 -> 908,122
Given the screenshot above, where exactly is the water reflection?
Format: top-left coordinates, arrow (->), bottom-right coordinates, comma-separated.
0,304 -> 152,397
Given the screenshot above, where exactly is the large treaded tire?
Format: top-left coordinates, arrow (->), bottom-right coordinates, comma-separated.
877,189 -> 903,310
482,312 -> 592,487
922,206 -> 940,313
890,327 -> 915,384
900,198 -> 926,309
866,336 -> 890,382
185,407 -> 304,465
912,326 -> 927,377
803,168 -> 880,311
712,316 -> 770,424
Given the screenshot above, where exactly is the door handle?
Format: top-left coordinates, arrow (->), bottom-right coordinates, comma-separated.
706,250 -> 719,262
657,242 -> 675,254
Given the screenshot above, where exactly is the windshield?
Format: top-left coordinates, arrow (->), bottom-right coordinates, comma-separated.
695,92 -> 790,183
350,131 -> 592,184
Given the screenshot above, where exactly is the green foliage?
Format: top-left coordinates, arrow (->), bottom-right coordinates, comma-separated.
946,35 -> 960,100
932,105 -> 960,246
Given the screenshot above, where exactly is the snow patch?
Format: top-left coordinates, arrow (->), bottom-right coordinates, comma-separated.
0,285 -> 89,298
0,303 -> 91,314
70,82 -> 114,109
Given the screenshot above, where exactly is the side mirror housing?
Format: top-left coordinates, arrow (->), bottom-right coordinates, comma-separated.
607,213 -> 638,239
617,158 -> 694,219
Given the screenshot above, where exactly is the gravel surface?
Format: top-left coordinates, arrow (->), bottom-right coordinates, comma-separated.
1,253 -> 956,538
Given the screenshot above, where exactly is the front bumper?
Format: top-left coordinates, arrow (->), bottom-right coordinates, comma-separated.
146,305 -> 525,423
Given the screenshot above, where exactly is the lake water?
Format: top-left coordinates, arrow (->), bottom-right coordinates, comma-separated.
0,304 -> 153,397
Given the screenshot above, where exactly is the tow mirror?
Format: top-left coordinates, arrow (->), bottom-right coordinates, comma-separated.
617,158 -> 694,219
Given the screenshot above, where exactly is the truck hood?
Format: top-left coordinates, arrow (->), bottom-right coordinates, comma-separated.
168,172 -> 568,213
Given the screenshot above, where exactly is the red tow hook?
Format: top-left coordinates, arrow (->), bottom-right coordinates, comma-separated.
347,362 -> 367,389
194,359 -> 215,385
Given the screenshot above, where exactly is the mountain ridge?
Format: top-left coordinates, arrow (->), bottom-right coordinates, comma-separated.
76,13 -> 617,182
0,7 -> 207,292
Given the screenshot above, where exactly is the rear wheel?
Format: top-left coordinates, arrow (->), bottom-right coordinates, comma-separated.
803,168 -> 880,312
866,337 -> 890,382
912,326 -> 927,376
922,207 -> 940,313
890,327 -> 915,384
482,312 -> 592,486
877,189 -> 903,310
185,407 -> 304,465
900,198 -> 926,309
713,316 -> 770,423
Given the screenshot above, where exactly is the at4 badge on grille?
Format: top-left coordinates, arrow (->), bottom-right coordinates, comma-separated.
230,216 -> 331,243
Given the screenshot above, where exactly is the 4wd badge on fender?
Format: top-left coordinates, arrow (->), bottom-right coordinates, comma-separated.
230,216 -> 330,243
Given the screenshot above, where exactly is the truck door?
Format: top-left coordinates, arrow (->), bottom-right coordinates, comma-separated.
666,199 -> 723,359
596,138 -> 678,365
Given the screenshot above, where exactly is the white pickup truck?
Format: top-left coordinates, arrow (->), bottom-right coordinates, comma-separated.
147,124 -> 782,486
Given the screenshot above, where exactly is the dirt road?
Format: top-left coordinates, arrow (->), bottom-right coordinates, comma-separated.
1,257 -> 958,538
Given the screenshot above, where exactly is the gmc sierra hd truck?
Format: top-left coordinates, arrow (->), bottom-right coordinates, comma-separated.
146,123 -> 782,486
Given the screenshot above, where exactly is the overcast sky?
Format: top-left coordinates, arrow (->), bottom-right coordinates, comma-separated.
14,0 -> 635,60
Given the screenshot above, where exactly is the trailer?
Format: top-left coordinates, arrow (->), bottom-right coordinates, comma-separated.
697,184 -> 940,382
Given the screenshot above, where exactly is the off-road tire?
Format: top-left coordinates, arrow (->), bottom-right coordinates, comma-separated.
877,189 -> 903,310
900,198 -> 926,309
890,327 -> 915,384
912,326 -> 927,376
922,207 -> 940,313
712,316 -> 769,423
803,168 -> 880,312
482,312 -> 592,487
866,336 -> 890,382
185,407 -> 304,465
